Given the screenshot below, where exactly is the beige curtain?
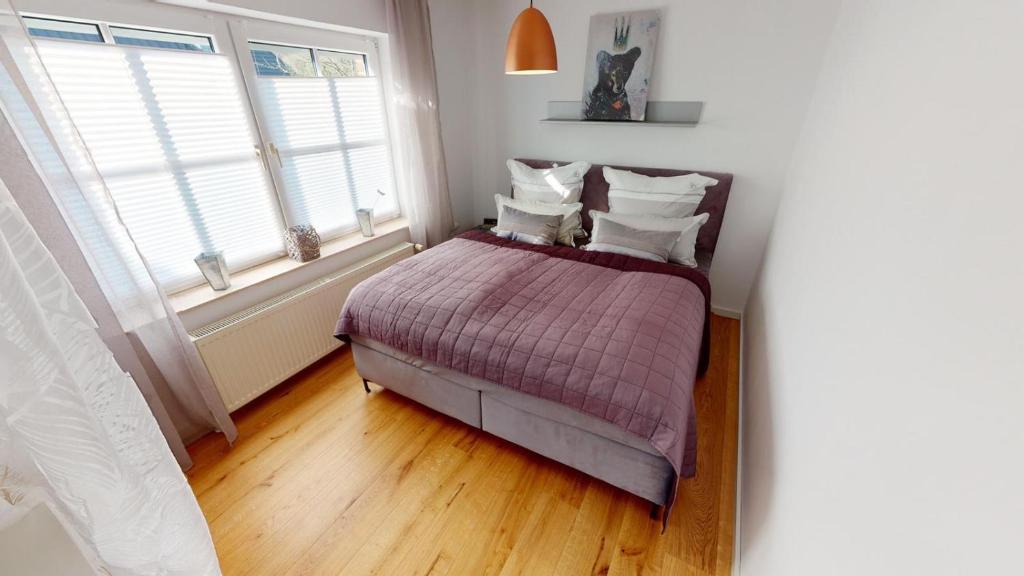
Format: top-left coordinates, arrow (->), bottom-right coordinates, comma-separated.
386,0 -> 456,247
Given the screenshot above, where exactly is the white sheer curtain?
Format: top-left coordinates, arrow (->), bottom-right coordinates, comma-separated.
386,0 -> 456,246
0,176 -> 221,575
0,2 -> 236,448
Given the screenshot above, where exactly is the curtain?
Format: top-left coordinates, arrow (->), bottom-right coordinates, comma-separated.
0,1 -> 236,450
0,176 -> 221,575
386,0 -> 456,247
0,101 -> 197,470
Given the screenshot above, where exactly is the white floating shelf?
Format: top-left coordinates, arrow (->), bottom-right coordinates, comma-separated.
541,101 -> 703,127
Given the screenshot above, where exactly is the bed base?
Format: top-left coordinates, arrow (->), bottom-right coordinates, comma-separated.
350,338 -> 675,508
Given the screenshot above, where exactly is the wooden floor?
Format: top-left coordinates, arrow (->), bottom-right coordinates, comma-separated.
187,315 -> 740,576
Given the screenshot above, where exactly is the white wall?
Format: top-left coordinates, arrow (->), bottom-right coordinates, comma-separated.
429,0 -> 841,313
428,0 -> 479,231
740,1 -> 1024,574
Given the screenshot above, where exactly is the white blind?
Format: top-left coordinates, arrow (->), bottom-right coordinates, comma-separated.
36,40 -> 286,290
257,75 -> 399,237
0,60 -> 156,317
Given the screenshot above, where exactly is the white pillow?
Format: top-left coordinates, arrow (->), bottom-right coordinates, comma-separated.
494,194 -> 583,246
604,166 -> 717,218
607,190 -> 705,219
603,166 -> 719,194
591,210 -> 710,268
507,159 -> 591,204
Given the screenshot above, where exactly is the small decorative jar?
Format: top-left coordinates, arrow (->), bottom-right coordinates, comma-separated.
285,224 -> 321,262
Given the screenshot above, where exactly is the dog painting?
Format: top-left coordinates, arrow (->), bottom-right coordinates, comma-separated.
582,10 -> 661,121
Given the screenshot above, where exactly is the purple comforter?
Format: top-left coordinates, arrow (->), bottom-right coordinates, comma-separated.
335,231 -> 709,489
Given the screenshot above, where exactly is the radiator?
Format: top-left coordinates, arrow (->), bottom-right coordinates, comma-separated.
189,243 -> 415,412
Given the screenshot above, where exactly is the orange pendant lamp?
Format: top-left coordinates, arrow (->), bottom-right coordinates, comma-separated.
505,1 -> 557,75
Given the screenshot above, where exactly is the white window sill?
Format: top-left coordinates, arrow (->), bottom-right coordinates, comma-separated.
170,218 -> 411,318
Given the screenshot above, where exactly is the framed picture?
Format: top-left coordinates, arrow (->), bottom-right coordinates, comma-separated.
581,10 -> 661,121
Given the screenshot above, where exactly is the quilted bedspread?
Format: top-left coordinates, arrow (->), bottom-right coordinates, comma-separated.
335,230 -> 710,483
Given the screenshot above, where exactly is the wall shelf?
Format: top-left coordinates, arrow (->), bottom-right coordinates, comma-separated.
539,119 -> 698,127
541,101 -> 703,127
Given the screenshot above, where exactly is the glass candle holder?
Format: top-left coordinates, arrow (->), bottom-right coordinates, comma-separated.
194,251 -> 230,291
356,208 -> 374,237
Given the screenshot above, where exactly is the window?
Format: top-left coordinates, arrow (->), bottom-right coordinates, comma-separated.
24,17 -> 215,52
22,15 -> 401,292
23,16 -> 102,42
248,44 -> 369,79
109,27 -> 214,53
31,19 -> 285,290
316,49 -> 368,78
248,41 -> 398,238
249,42 -> 315,77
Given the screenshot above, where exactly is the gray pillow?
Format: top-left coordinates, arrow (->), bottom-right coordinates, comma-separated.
586,218 -> 681,262
494,205 -> 564,245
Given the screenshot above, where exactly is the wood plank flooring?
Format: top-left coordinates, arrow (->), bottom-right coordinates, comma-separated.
187,314 -> 740,576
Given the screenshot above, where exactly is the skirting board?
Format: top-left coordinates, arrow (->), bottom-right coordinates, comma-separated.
713,306 -> 743,320
732,317 -> 746,576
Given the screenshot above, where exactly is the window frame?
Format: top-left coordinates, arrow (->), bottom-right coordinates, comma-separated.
16,4 -> 403,292
228,19 -> 403,241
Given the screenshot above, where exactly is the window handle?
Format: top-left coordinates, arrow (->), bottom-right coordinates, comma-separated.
267,142 -> 284,168
254,145 -> 269,172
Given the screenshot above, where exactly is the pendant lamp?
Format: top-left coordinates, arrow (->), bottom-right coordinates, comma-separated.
505,1 -> 557,74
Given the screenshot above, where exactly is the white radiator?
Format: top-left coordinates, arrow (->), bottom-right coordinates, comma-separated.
189,243 -> 415,412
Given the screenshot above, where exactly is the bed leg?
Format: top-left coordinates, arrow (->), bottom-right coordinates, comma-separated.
362,378 -> 371,394
649,503 -> 662,520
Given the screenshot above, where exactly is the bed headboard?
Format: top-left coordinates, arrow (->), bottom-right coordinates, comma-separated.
514,159 -> 733,273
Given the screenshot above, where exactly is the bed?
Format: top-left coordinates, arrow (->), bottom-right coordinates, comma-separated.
335,159 -> 733,521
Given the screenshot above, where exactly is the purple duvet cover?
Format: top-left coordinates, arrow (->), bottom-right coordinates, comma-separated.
336,231 -> 710,498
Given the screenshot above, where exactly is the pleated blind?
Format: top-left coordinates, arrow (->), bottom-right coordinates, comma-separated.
256,75 -> 399,238
0,60 -> 156,315
36,40 -> 286,290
